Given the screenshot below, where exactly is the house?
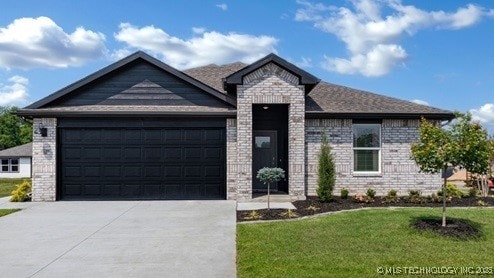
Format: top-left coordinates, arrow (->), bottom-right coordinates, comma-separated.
0,143 -> 32,178
18,52 -> 454,201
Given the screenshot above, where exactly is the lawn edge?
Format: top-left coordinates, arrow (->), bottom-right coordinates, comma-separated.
237,206 -> 494,225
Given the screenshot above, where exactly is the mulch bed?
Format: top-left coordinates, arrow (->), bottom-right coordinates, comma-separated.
237,196 -> 494,222
411,217 -> 483,240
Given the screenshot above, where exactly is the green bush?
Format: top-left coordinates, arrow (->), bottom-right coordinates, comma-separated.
340,188 -> 349,199
468,187 -> 478,197
10,180 -> 31,202
382,189 -> 400,204
366,188 -> 376,199
437,183 -> 465,198
316,133 -> 336,202
256,167 -> 285,185
404,190 -> 427,204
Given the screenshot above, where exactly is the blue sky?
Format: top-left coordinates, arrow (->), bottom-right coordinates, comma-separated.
1,0 -> 493,133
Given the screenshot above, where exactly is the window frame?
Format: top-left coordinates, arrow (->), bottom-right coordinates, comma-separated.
352,123 -> 382,174
0,158 -> 20,173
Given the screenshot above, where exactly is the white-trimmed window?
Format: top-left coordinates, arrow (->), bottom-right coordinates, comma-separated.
1,158 -> 19,173
353,124 -> 381,173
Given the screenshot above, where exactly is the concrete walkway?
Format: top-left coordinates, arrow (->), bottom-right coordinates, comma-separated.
0,198 -> 236,277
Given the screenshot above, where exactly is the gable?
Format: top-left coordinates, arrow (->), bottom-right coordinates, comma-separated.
20,52 -> 237,117
48,60 -> 231,108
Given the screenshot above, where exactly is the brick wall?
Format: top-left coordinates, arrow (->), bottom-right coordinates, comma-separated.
305,119 -> 442,196
232,62 -> 306,201
32,118 -> 57,201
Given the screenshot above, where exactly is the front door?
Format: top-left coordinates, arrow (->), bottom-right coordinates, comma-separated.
252,130 -> 278,191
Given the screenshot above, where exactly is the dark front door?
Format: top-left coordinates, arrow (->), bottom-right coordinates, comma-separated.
252,130 -> 278,191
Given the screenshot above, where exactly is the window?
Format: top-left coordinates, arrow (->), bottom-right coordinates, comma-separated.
353,124 -> 381,173
0,158 -> 19,173
255,136 -> 271,148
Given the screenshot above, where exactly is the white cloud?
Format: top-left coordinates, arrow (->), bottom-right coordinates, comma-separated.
294,57 -> 313,68
296,0 -> 491,77
410,99 -> 430,106
114,23 -> 278,69
192,27 -> 206,35
0,16 -> 107,69
471,103 -> 494,128
322,44 -> 407,77
0,75 -> 29,106
216,3 -> 228,11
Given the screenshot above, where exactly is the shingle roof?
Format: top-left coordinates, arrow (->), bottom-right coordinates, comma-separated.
0,143 -> 32,157
186,64 -> 454,119
305,82 -> 453,117
184,62 -> 247,92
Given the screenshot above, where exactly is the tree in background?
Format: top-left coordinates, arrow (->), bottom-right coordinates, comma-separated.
317,133 -> 336,202
0,106 -> 32,150
411,112 -> 490,227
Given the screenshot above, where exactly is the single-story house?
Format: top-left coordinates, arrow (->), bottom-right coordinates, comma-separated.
0,142 -> 32,178
19,51 -> 454,201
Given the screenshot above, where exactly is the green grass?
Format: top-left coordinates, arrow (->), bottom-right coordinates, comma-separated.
0,178 -> 29,198
237,208 -> 494,278
0,209 -> 20,217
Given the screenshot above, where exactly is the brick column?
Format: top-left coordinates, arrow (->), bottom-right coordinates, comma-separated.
32,118 -> 57,201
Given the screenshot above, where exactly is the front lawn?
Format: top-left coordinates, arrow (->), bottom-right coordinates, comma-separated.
0,178 -> 29,198
0,209 -> 20,217
237,208 -> 494,277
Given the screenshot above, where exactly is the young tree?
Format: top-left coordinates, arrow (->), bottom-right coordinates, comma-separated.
317,133 -> 336,202
257,167 -> 285,210
411,113 -> 490,227
0,106 -> 32,150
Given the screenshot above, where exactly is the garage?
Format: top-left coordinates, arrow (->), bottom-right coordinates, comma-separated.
58,118 -> 226,200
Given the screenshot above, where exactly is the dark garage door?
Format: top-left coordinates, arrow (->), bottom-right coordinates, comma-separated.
59,119 -> 226,200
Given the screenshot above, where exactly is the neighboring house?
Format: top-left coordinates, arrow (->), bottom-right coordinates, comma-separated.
19,52 -> 454,201
0,143 -> 32,178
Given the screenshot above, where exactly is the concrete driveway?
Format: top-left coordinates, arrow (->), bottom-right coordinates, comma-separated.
0,198 -> 236,277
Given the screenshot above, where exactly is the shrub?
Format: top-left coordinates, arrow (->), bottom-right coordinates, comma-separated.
382,189 -> 400,204
404,190 -> 427,204
316,133 -> 336,202
366,188 -> 376,199
354,192 -> 373,203
429,193 -> 451,203
340,188 -> 349,199
10,180 -> 31,202
437,183 -> 465,198
468,187 -> 478,197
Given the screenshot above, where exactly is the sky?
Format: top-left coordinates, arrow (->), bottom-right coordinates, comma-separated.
1,0 -> 493,133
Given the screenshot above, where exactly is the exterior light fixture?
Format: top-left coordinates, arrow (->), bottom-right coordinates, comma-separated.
262,106 -> 269,110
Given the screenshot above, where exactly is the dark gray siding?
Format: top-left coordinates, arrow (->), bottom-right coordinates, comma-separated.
49,60 -> 230,108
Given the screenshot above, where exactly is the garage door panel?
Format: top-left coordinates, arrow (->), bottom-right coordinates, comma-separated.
124,130 -> 141,143
64,166 -> 81,177
123,166 -> 142,178
83,130 -> 102,142
104,166 -> 121,177
103,184 -> 121,196
164,148 -> 182,160
164,166 -> 182,178
84,166 -> 101,177
64,148 -> 81,160
103,148 -> 122,160
60,126 -> 225,200
124,147 -> 141,159
84,147 -> 101,159
84,184 -> 101,195
102,129 -> 122,143
144,165 -> 162,178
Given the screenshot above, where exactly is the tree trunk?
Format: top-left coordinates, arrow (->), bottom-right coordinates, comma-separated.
442,165 -> 447,227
